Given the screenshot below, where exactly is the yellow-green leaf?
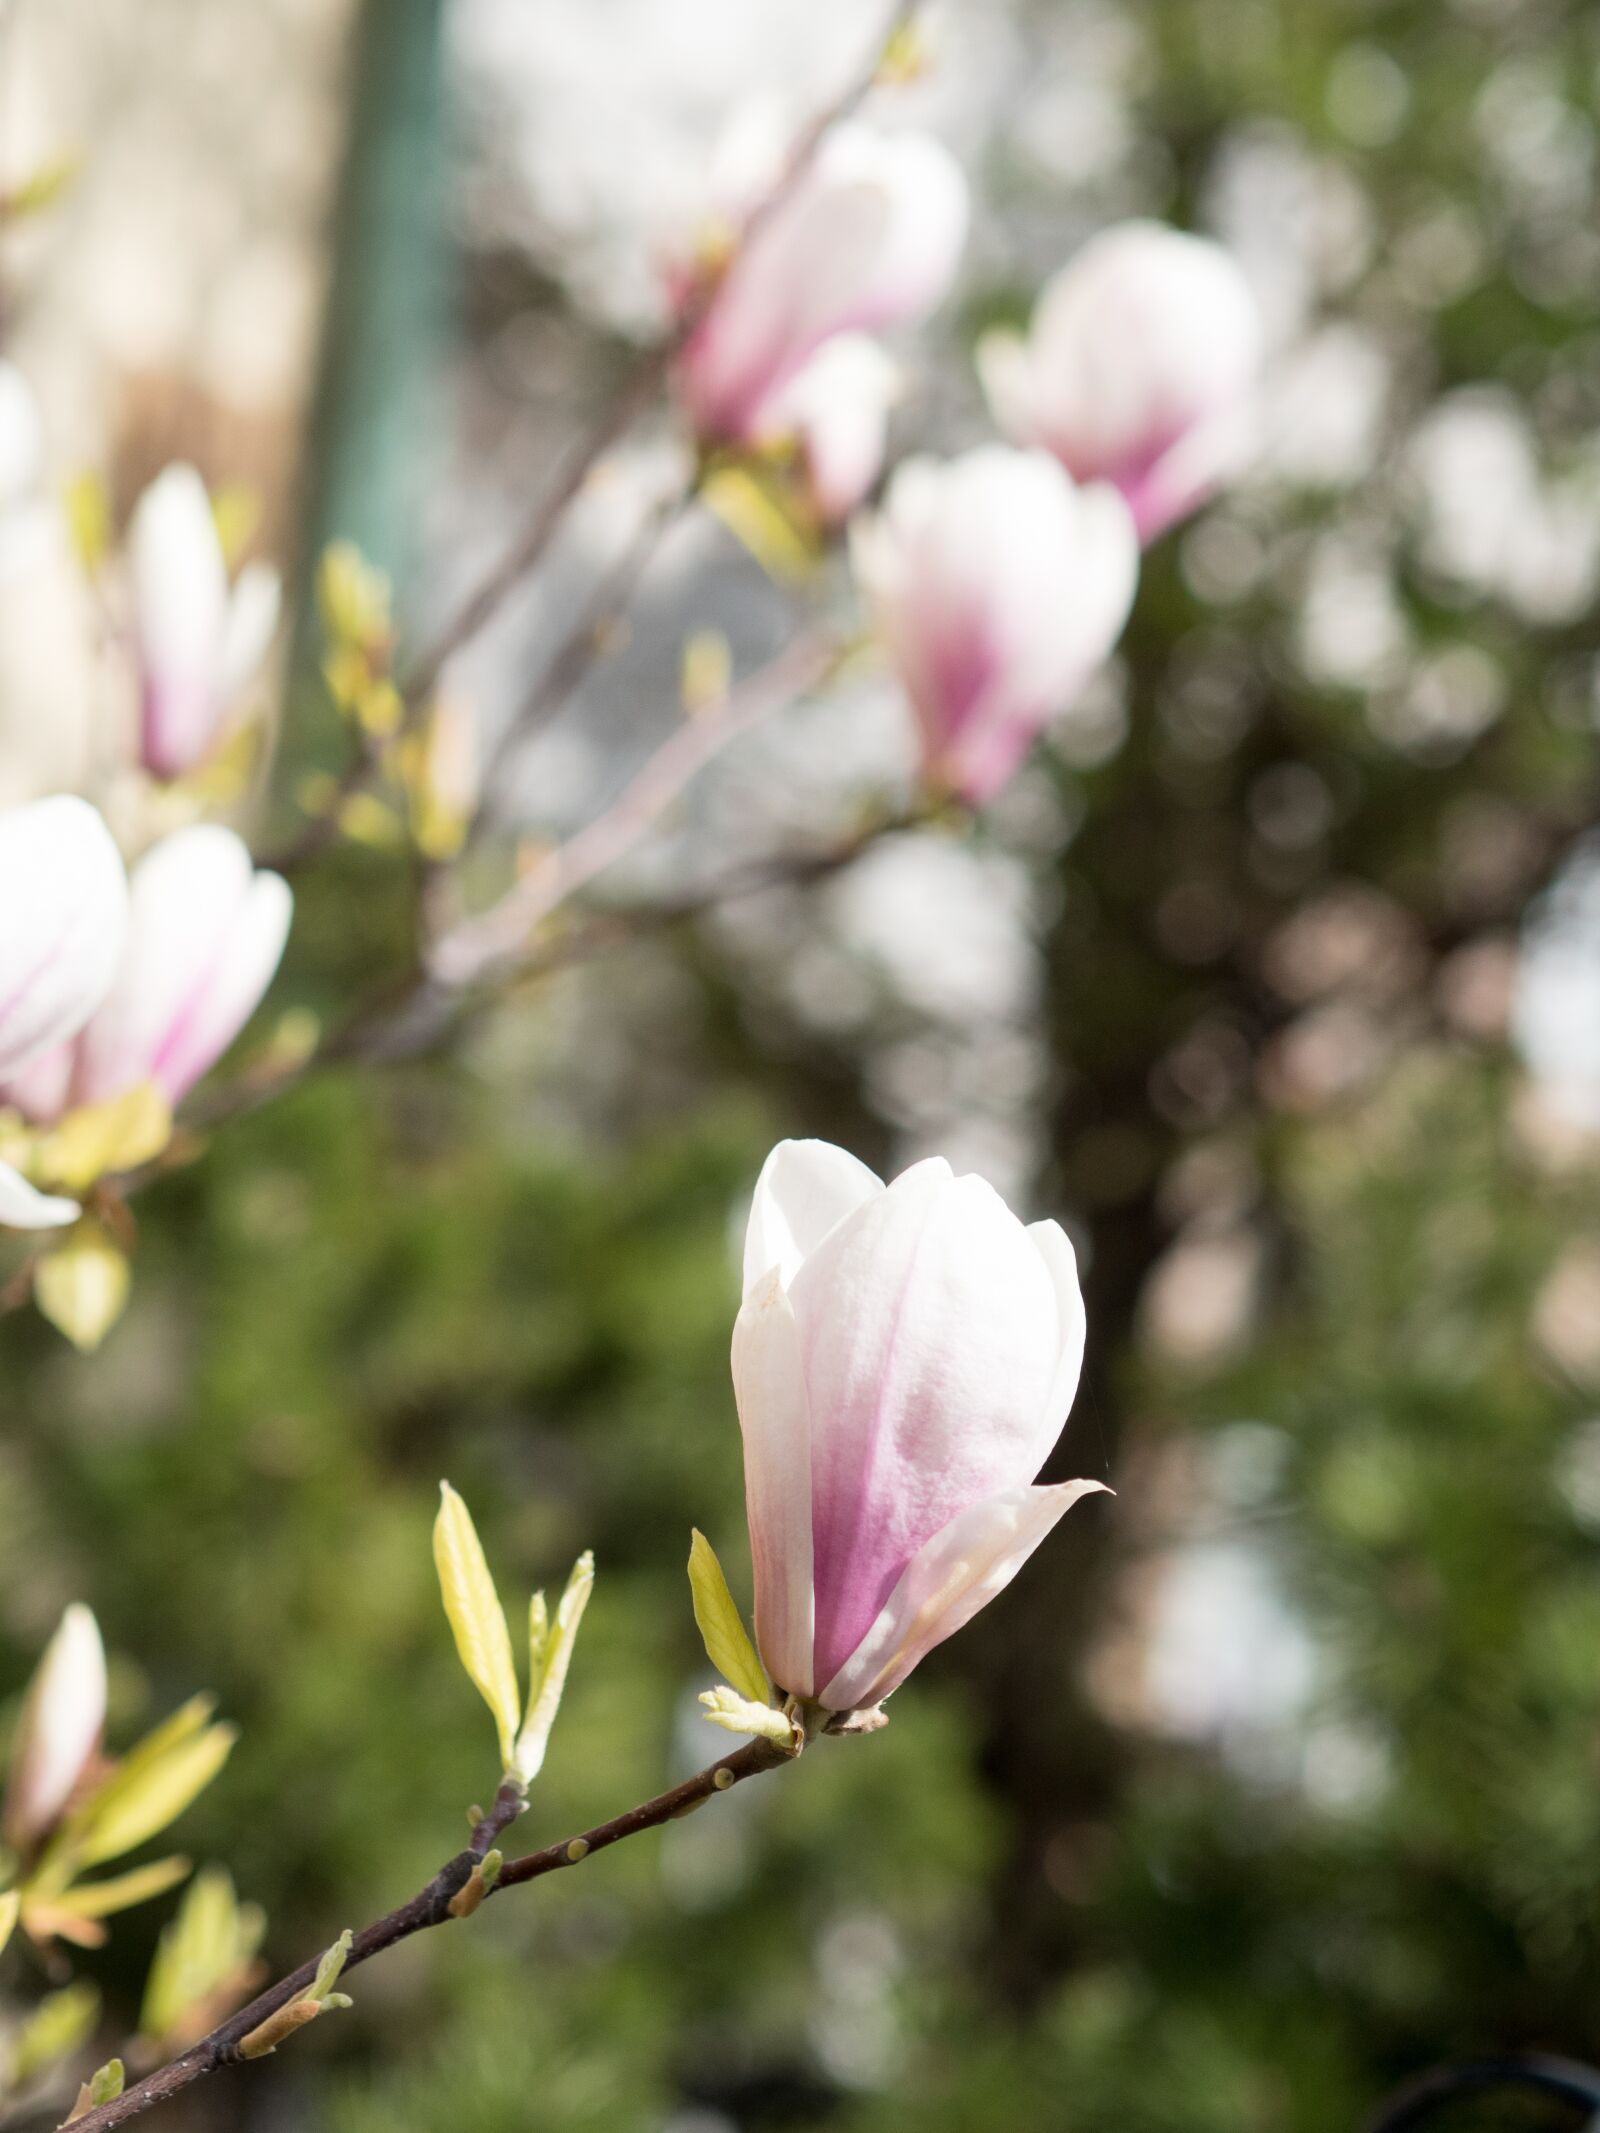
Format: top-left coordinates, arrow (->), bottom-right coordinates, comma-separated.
687,1530 -> 770,1706
433,1482 -> 521,1771
700,464 -> 822,584
141,1867 -> 265,2046
697,1687 -> 796,1746
0,1889 -> 18,1957
66,1717 -> 237,1871
9,1981 -> 99,2089
512,1551 -> 594,1786
35,1223 -> 131,1352
47,1856 -> 191,1920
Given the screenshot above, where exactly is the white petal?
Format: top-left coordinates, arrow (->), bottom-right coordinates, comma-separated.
0,1160 -> 79,1229
731,1270 -> 815,1697
0,795 -> 128,1075
0,360 -> 44,515
217,562 -> 281,704
742,1137 -> 882,1297
1026,1218 -> 1088,1432
820,1479 -> 1108,1712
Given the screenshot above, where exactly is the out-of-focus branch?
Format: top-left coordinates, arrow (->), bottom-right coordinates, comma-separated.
61,1738 -> 792,2133
429,629 -> 845,987
275,0 -> 921,870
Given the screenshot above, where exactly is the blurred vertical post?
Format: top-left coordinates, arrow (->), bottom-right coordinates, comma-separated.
299,0 -> 447,603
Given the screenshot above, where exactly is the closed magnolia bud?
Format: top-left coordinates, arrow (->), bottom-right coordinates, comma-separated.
3,1604 -> 107,1853
678,123 -> 967,450
0,795 -> 128,1227
852,445 -> 1138,805
732,1140 -> 1106,1715
980,220 -> 1263,544
129,465 -> 281,781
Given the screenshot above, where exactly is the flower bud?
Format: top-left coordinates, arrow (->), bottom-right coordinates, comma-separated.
3,1604 -> 107,1854
130,465 -> 281,780
678,123 -> 967,451
980,220 -> 1263,544
731,1140 -> 1106,1716
852,446 -> 1137,804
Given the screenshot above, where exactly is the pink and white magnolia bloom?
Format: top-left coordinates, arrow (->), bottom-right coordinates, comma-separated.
2,1603 -> 107,1854
130,464 -> 281,780
761,334 -> 899,526
732,1140 -> 1105,1715
678,123 -> 968,449
2,825 -> 292,1122
0,795 -> 129,1228
852,445 -> 1138,805
980,221 -> 1263,545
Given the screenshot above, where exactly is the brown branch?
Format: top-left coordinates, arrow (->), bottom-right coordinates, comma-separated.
62,1738 -> 791,2133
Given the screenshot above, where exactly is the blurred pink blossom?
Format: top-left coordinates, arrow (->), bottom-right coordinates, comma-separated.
130,465 -> 281,780
678,123 -> 967,450
980,221 -> 1262,544
852,445 -> 1138,804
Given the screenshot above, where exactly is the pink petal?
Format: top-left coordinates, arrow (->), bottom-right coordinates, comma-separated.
131,465 -> 230,778
819,1479 -> 1108,1712
731,1270 -> 815,1697
791,1159 -> 1064,1690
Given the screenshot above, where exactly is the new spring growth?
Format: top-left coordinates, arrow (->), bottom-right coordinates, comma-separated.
238,1930 -> 353,2060
446,1849 -> 501,1921
65,2058 -> 124,2123
432,1482 -> 595,1789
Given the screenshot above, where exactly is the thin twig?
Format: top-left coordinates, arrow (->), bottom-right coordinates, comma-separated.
429,630 -> 844,986
62,1739 -> 790,2133
274,0 -> 919,869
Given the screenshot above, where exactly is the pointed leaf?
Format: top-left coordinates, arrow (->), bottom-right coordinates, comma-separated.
9,1981 -> 99,2089
45,1856 -> 191,1920
433,1483 -> 520,1771
0,1889 -> 18,1957
697,1687 -> 796,1746
687,1530 -> 770,1706
512,1551 -> 594,1785
69,1721 -> 236,1869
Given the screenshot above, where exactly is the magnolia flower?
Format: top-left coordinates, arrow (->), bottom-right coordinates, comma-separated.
732,1139 -> 1105,1715
853,445 -> 1138,804
760,333 -> 899,526
678,123 -> 967,449
980,221 -> 1263,545
130,465 -> 281,780
2,825 -> 292,1121
2,1604 -> 107,1854
0,795 -> 129,1227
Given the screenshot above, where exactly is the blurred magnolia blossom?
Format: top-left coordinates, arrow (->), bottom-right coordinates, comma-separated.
2,1603 -> 106,1855
853,445 -> 1137,804
1,825 -> 292,1122
0,794 -> 129,1227
1511,836 -> 1600,1131
677,122 -> 968,451
0,360 -> 52,579
130,465 -> 282,781
759,333 -> 900,525
979,220 -> 1263,544
732,1139 -> 1103,1714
